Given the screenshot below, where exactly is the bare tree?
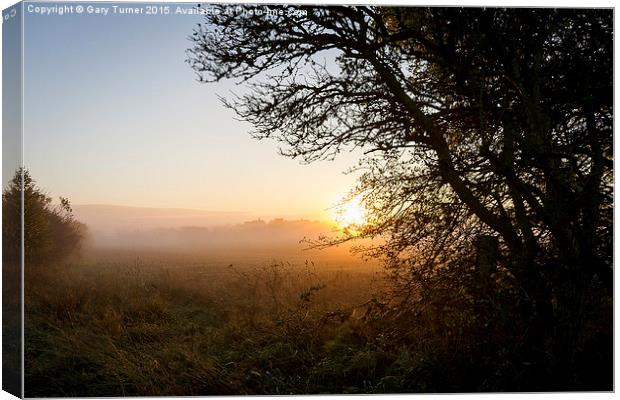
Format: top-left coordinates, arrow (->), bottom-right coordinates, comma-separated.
187,6 -> 612,372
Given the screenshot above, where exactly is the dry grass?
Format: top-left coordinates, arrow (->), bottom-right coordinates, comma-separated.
25,250 -> 390,396
23,248 -> 612,395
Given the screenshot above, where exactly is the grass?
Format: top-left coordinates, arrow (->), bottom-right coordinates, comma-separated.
25,252 -> 391,396
3,263 -> 22,396
24,249 -> 613,396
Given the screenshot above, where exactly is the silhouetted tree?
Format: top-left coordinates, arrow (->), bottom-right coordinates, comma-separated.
2,169 -> 86,266
188,6 -> 612,382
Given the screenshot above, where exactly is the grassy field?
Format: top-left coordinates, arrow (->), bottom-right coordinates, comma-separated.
25,248 -> 397,396
24,247 -> 612,396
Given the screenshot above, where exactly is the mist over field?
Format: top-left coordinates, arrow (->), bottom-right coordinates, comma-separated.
72,204 -> 366,265
72,204 -> 254,233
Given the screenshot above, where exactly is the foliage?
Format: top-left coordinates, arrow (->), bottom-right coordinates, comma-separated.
2,169 -> 86,266
25,257 -> 611,395
187,6 -> 612,378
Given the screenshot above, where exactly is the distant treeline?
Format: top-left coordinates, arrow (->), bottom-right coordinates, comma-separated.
90,218 -> 341,250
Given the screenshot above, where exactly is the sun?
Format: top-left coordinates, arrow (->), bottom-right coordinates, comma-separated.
332,196 -> 367,229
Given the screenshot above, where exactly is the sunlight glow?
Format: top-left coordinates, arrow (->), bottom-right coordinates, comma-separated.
332,195 -> 367,229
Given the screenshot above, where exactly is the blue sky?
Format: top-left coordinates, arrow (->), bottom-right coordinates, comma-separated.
19,2 -> 361,219
2,2 -> 21,186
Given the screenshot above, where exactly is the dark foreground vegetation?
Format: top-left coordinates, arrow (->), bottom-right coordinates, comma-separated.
25,251 -> 611,396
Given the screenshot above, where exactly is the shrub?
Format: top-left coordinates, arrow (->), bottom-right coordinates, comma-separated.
2,169 -> 86,266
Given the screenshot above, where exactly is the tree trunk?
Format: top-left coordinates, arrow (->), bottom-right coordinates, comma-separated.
550,265 -> 588,388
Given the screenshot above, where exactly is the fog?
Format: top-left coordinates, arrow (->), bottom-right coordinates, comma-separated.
72,204 -> 255,233
73,204 -> 366,267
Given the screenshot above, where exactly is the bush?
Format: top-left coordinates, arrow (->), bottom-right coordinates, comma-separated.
2,169 -> 86,266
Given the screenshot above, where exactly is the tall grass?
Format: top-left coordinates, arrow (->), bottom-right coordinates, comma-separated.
24,249 -> 612,396
25,253 -> 390,396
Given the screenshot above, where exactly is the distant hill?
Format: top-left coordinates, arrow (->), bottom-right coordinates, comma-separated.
72,204 -> 254,234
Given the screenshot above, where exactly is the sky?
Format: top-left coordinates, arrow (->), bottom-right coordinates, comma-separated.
2,2 -> 21,186
19,2 -> 362,221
